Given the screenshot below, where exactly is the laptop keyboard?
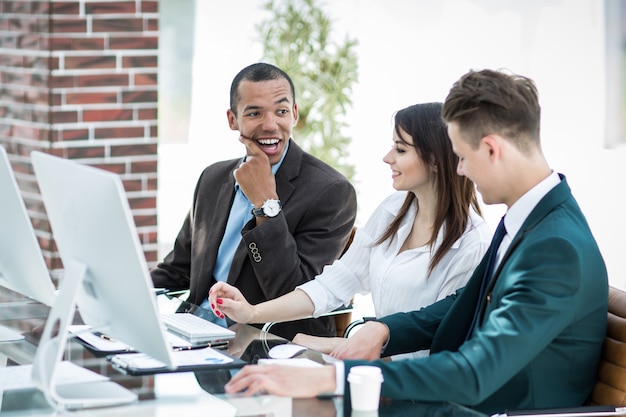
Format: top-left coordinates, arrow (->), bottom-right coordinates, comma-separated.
160,313 -> 234,340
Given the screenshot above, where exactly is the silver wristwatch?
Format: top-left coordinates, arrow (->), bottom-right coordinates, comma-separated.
251,199 -> 282,217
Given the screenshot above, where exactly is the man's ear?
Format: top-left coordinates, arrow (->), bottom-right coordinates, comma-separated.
292,102 -> 299,127
227,109 -> 238,131
481,134 -> 502,161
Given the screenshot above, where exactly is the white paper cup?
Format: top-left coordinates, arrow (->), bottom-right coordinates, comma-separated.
347,366 -> 384,411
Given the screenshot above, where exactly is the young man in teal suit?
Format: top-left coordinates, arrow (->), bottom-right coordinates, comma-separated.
221,69 -> 609,414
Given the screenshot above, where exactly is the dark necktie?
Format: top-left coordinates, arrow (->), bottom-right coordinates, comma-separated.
466,216 -> 507,339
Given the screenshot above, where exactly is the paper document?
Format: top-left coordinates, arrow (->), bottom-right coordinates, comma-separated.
69,324 -> 194,353
222,394 -> 291,417
69,325 -> 132,352
149,373 -> 237,416
258,358 -> 323,367
0,361 -> 108,391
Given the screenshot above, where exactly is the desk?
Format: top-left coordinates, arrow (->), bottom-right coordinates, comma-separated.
0,287 -> 487,417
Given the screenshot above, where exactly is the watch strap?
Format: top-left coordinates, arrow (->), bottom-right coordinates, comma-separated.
251,199 -> 281,217
251,206 -> 265,217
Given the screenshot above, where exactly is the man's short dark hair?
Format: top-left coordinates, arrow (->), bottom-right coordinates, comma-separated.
229,63 -> 296,114
442,69 -> 541,150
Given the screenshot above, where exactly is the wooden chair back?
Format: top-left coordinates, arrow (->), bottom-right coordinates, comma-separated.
588,286 -> 626,406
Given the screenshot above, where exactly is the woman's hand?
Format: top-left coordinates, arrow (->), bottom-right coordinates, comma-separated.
208,282 -> 256,323
292,333 -> 345,354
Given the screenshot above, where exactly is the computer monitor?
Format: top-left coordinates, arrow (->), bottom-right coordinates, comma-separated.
30,151 -> 178,409
0,145 -> 57,342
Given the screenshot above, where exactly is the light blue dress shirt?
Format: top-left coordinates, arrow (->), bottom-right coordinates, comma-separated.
198,142 -> 290,326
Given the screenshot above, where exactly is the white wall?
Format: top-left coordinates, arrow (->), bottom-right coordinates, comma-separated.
158,0 -> 626,289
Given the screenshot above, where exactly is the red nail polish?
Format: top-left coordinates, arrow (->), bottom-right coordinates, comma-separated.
211,304 -> 215,309
216,298 -> 223,305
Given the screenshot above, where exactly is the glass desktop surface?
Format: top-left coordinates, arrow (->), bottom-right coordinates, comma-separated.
156,295 -> 488,417
0,288 -> 488,417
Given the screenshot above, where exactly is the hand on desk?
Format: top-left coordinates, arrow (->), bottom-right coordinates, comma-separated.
292,333 -> 344,355
326,321 -> 389,360
225,363 -> 336,398
294,321 -> 389,360
209,282 -> 255,323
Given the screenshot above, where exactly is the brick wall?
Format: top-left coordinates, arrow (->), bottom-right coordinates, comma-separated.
0,0 -> 160,279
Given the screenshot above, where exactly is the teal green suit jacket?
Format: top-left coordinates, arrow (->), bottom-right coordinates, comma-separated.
344,175 -> 608,414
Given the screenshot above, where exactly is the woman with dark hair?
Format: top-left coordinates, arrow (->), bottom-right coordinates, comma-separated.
209,102 -> 490,358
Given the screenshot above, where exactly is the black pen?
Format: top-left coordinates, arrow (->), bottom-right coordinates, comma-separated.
173,341 -> 229,351
153,288 -> 169,296
94,332 -> 117,343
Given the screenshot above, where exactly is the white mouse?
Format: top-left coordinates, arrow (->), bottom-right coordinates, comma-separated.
268,343 -> 307,359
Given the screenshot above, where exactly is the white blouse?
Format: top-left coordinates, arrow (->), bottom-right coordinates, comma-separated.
298,192 -> 491,357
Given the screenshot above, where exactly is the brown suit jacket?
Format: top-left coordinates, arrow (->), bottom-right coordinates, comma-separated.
151,140 -> 357,339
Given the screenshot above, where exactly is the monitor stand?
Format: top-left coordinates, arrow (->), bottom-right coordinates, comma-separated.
30,259 -> 137,410
0,281 -> 30,342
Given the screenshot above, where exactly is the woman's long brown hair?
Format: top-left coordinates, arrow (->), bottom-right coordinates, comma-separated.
375,102 -> 481,275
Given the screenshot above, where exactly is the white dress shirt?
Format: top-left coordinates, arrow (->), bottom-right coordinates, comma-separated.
298,191 -> 491,360
496,171 -> 560,266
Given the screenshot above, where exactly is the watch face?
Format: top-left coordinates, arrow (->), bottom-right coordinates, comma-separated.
263,199 -> 281,217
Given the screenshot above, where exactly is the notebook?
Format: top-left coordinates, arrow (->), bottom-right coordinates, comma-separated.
109,346 -> 246,376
